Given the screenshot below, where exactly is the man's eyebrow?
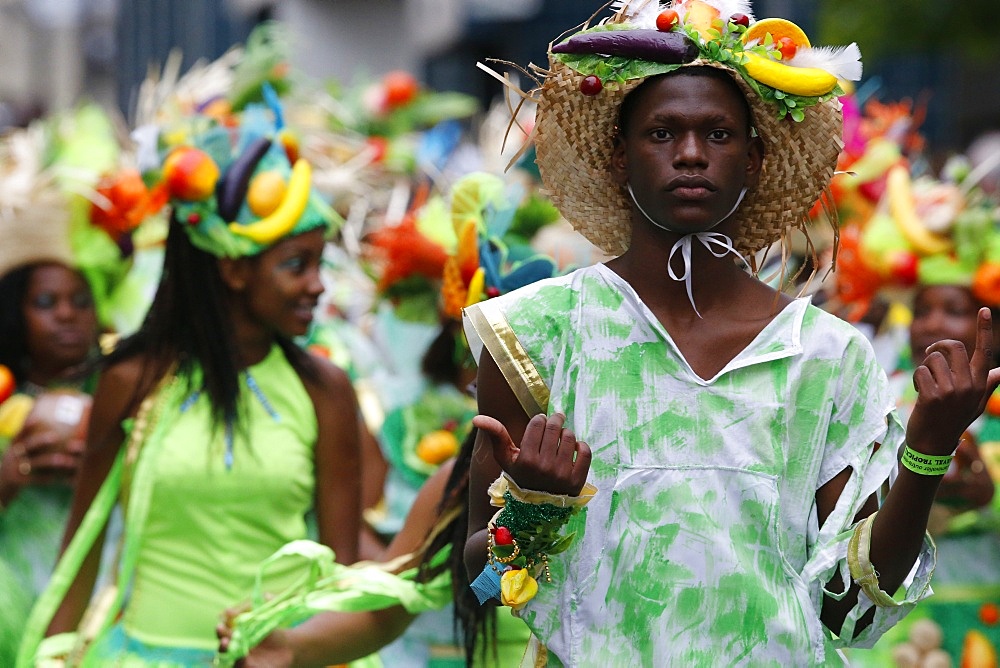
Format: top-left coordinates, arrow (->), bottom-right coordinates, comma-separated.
646,111 -> 741,125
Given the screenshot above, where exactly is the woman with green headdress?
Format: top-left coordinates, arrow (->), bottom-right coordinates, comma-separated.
17,104 -> 362,666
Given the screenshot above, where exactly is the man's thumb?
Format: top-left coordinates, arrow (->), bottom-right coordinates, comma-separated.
472,415 -> 517,467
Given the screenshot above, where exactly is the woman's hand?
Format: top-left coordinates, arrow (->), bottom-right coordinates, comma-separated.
216,610 -> 296,668
473,412 -> 591,496
0,420 -> 84,504
907,308 -> 1000,456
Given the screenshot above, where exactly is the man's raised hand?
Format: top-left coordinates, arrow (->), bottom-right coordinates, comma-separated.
908,307 -> 1000,456
473,412 -> 591,496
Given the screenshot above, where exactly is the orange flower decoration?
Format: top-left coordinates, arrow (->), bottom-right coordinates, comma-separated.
90,169 -> 168,237
366,215 -> 449,292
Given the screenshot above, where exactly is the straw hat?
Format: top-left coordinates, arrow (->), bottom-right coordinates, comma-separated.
508,0 -> 859,258
0,125 -> 75,278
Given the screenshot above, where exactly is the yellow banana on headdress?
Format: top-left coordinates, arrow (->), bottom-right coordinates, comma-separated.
136,85 -> 339,259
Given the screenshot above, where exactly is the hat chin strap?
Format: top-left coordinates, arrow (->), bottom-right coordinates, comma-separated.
626,182 -> 751,318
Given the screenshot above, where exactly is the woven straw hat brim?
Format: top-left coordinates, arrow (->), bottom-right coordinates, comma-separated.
534,57 -> 843,257
0,191 -> 74,279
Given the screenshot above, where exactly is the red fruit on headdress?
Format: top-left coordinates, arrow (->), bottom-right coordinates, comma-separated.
886,250 -> 918,286
580,76 -> 603,96
455,221 -> 481,285
729,13 -> 750,28
858,176 -> 887,203
655,10 -> 679,31
0,365 -> 14,404
162,147 -> 220,201
366,136 -> 389,163
980,602 -> 1000,626
494,526 -> 513,545
973,263 -> 1000,307
777,37 -> 797,60
278,129 -> 300,165
383,71 -> 420,109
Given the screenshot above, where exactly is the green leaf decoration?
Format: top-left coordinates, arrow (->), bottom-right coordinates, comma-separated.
547,532 -> 577,555
491,544 -> 518,560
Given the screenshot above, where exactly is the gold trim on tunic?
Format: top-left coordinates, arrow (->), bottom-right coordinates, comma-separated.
465,301 -> 549,417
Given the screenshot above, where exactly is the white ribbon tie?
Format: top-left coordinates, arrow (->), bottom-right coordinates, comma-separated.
668,232 -> 751,318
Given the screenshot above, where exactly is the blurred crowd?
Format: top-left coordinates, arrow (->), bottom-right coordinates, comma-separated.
0,16 -> 998,668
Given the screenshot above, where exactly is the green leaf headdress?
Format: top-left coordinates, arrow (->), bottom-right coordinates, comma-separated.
134,95 -> 341,259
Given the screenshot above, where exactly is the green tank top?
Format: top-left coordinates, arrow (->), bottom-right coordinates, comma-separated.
123,345 -> 318,650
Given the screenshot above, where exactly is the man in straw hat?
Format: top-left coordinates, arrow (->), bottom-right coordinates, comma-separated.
461,1 -> 1000,664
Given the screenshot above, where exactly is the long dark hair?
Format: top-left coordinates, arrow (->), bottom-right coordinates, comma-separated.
420,427 -> 498,666
0,263 -> 39,384
106,216 -> 317,425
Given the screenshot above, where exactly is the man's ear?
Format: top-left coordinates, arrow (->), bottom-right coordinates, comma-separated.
610,135 -> 629,187
218,257 -> 251,291
744,135 -> 764,187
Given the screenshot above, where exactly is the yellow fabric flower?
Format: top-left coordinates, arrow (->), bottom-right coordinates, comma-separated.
500,568 -> 538,609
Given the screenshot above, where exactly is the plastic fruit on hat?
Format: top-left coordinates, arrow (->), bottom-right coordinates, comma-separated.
960,630 -> 998,667
162,147 -> 220,201
416,429 -> 460,465
277,129 -> 300,165
247,171 -> 288,217
980,602 -> 1000,626
0,365 -> 14,404
580,75 -> 603,96
680,0 -> 720,38
887,250 -> 918,286
383,70 -> 419,109
729,13 -> 750,28
777,36 -> 797,60
743,17 -> 811,49
655,10 -> 679,31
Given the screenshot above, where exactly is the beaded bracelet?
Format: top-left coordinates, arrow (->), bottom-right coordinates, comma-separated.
900,444 -> 954,477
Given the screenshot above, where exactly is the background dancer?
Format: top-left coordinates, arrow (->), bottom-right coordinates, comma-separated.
20,107 -> 362,666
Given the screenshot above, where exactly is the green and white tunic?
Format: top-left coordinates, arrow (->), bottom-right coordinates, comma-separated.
464,264 -> 934,666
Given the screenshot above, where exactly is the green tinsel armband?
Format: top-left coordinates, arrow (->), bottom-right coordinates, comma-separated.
478,475 -> 598,608
494,491 -> 575,536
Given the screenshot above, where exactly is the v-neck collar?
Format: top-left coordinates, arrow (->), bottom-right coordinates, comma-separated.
594,263 -> 808,385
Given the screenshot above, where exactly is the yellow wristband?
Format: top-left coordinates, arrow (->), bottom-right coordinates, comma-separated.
847,512 -> 900,608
